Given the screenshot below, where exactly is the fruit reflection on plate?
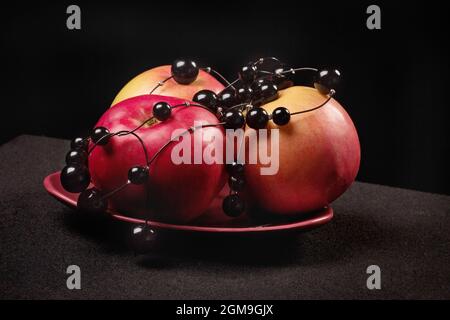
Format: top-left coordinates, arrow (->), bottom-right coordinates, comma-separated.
44,172 -> 333,234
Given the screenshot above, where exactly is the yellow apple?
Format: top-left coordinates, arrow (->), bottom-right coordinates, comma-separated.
244,86 -> 360,214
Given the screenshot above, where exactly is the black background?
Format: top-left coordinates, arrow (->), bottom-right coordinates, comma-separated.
1,0 -> 449,194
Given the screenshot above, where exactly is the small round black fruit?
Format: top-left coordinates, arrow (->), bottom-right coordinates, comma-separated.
128,166 -> 149,185
193,90 -> 218,112
246,107 -> 269,129
60,165 -> 90,193
217,89 -> 236,109
70,137 -> 89,150
77,188 -> 107,213
235,85 -> 253,104
228,176 -> 245,191
226,162 -> 245,176
131,224 -> 157,254
223,110 -> 245,129
153,102 -> 172,121
91,127 -> 111,146
254,79 -> 278,103
222,194 -> 245,217
272,107 -> 291,126
238,64 -> 257,84
171,58 -> 199,85
65,149 -> 88,165
314,69 -> 341,94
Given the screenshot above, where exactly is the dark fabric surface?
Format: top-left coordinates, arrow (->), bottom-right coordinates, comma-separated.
0,135 -> 449,300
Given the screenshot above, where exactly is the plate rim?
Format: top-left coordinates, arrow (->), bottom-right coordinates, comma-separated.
43,172 -> 333,233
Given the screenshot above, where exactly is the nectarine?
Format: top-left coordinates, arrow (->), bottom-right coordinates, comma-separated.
244,86 -> 360,214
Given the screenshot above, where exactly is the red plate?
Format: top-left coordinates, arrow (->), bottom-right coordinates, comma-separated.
43,172 -> 333,234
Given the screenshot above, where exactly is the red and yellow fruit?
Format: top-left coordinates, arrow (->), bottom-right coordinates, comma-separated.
111,65 -> 224,106
243,86 -> 360,214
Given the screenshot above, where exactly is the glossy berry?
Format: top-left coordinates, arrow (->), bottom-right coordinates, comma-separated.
128,166 -> 149,185
65,149 -> 88,166
131,224 -> 157,254
226,162 -> 245,176
223,110 -> 245,129
228,176 -> 245,192
222,194 -> 245,217
273,74 -> 294,90
91,127 -> 110,146
314,69 -> 341,94
254,57 -> 285,75
193,90 -> 218,112
236,85 -> 253,104
246,107 -> 269,129
254,79 -> 278,103
60,165 -> 90,193
238,64 -> 257,83
217,89 -> 236,109
272,107 -> 291,126
251,78 -> 266,91
153,102 -> 171,121
171,58 -> 199,85
70,137 -> 89,150
77,188 -> 107,213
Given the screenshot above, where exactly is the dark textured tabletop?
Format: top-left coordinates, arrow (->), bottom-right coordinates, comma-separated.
1,135 -> 449,299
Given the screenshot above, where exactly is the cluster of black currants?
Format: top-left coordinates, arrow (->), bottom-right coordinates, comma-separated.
60,127 -> 151,213
171,57 -> 341,217
61,133 -> 107,213
61,127 -> 156,253
190,58 -> 340,131
223,162 -> 246,217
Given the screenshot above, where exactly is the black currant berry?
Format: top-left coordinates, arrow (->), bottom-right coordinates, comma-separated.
171,58 -> 199,85
272,107 -> 291,126
128,166 -> 149,185
153,102 -> 171,121
314,69 -> 341,94
228,176 -> 245,191
254,79 -> 278,103
273,74 -> 294,90
251,78 -> 266,91
226,162 -> 245,176
65,149 -> 88,166
193,90 -> 218,112
131,224 -> 157,254
238,64 -> 257,83
60,165 -> 90,193
235,85 -> 253,104
222,194 -> 245,217
91,127 -> 110,146
254,57 -> 285,75
77,188 -> 107,213
223,110 -> 245,129
217,89 -> 236,109
70,137 -> 89,150
246,107 -> 269,129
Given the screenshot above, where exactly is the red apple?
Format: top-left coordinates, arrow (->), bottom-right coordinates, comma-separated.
111,65 -> 225,106
244,86 -> 360,214
89,94 -> 226,223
